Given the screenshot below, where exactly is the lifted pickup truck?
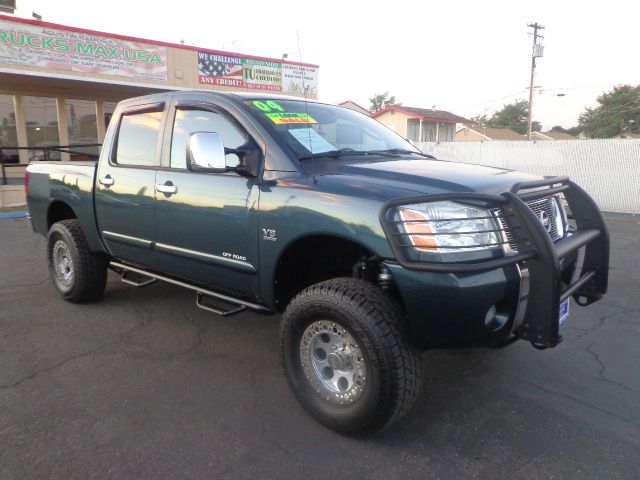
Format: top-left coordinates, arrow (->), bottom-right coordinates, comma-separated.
26,91 -> 609,435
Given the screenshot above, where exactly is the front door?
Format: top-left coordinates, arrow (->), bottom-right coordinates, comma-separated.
95,101 -> 166,269
154,104 -> 260,297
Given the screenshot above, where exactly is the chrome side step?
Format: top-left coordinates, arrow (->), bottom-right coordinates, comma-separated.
121,270 -> 157,287
110,261 -> 272,317
196,293 -> 247,317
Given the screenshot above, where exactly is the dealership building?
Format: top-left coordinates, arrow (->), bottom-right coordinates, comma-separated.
0,13 -> 319,205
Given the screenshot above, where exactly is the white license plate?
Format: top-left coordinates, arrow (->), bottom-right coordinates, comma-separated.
559,298 -> 570,325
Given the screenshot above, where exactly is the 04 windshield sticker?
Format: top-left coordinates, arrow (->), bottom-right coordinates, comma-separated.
253,100 -> 317,124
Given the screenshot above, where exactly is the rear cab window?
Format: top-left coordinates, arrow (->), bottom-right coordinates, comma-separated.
115,110 -> 163,167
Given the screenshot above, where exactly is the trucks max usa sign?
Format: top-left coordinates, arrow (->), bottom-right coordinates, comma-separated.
0,19 -> 167,81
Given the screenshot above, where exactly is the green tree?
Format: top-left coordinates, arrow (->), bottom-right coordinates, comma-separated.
470,114 -> 488,126
369,92 -> 401,112
578,85 -> 640,138
484,99 -> 541,134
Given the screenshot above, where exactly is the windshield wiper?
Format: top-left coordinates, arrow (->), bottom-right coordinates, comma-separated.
298,148 -> 397,161
366,148 -> 436,159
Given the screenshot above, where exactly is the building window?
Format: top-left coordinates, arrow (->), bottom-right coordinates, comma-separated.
407,119 -> 420,142
66,99 -> 99,159
23,96 -> 60,161
0,94 -> 18,163
104,102 -> 117,129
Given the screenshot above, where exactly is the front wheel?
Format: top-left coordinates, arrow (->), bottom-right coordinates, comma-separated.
280,278 -> 423,435
47,219 -> 107,303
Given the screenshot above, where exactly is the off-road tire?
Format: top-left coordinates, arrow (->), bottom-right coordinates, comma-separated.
47,219 -> 107,303
281,277 -> 423,435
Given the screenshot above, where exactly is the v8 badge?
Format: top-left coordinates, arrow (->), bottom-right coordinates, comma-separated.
262,228 -> 277,241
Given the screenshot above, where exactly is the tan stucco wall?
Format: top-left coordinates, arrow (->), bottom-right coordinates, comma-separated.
0,185 -> 25,207
374,111 -> 408,137
455,128 -> 486,142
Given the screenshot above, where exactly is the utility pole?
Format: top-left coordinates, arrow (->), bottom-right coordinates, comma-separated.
527,22 -> 544,140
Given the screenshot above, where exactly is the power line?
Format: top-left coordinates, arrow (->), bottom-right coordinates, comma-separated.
541,84 -> 635,92
579,96 -> 640,117
578,102 -> 640,126
451,89 -> 527,110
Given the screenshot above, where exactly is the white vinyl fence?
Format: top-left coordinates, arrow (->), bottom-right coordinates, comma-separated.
416,139 -> 640,214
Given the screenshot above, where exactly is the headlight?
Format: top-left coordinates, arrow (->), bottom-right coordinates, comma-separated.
396,201 -> 502,253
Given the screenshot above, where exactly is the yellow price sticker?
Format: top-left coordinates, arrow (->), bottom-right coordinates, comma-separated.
266,113 -> 317,124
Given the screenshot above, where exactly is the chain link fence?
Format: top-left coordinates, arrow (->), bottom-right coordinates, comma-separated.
416,139 -> 640,214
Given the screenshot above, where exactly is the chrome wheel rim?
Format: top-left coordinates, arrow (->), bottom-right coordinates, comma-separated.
53,240 -> 73,286
299,320 -> 367,405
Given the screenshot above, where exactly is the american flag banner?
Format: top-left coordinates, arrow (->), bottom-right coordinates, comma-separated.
198,52 -> 244,87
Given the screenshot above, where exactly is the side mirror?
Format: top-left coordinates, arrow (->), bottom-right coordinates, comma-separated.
187,132 -> 227,173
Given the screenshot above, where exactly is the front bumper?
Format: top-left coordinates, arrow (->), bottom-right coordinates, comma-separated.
384,260 -> 521,348
380,176 -> 610,349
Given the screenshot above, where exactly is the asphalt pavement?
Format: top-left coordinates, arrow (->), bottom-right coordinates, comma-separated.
1,214 -> 639,479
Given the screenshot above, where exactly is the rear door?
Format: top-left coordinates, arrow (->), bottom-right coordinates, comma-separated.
153,98 -> 261,297
95,100 -> 166,269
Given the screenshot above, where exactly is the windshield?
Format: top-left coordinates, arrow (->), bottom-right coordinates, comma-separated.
244,99 -> 421,163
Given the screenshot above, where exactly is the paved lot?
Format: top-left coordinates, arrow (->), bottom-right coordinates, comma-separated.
1,214 -> 639,479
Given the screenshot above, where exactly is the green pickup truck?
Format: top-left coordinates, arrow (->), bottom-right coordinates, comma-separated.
26,91 -> 609,435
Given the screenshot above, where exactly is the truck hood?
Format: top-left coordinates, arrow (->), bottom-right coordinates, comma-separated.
336,159 -> 542,196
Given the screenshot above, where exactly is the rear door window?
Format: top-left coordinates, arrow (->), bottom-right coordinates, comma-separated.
116,111 -> 163,166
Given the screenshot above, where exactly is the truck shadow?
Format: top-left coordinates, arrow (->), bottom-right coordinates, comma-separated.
100,271 -> 630,452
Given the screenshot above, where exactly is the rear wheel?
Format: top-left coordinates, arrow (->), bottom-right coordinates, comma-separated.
47,219 -> 107,303
281,278 -> 423,435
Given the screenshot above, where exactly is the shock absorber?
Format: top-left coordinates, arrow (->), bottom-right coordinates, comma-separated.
377,266 -> 393,291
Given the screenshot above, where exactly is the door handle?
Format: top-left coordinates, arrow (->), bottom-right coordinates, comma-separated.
99,175 -> 114,186
156,182 -> 177,195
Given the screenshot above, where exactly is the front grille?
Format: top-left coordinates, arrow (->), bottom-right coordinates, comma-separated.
493,196 -> 562,251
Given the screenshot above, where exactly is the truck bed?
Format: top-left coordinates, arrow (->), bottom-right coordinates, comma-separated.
26,161 -> 104,253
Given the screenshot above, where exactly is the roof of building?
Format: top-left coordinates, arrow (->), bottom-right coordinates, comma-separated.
458,127 -> 527,140
338,100 -> 371,116
532,131 -> 576,140
371,105 -> 472,124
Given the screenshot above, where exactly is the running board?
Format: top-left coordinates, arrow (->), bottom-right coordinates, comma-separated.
196,292 -> 247,317
110,261 -> 272,317
121,270 -> 157,287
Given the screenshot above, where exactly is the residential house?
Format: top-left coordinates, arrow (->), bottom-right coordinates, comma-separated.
615,132 -> 640,139
531,131 -> 576,140
372,106 -> 472,143
338,100 -> 371,116
455,126 -> 527,142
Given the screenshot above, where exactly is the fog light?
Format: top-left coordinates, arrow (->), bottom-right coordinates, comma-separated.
484,305 -> 509,331
484,305 -> 497,327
